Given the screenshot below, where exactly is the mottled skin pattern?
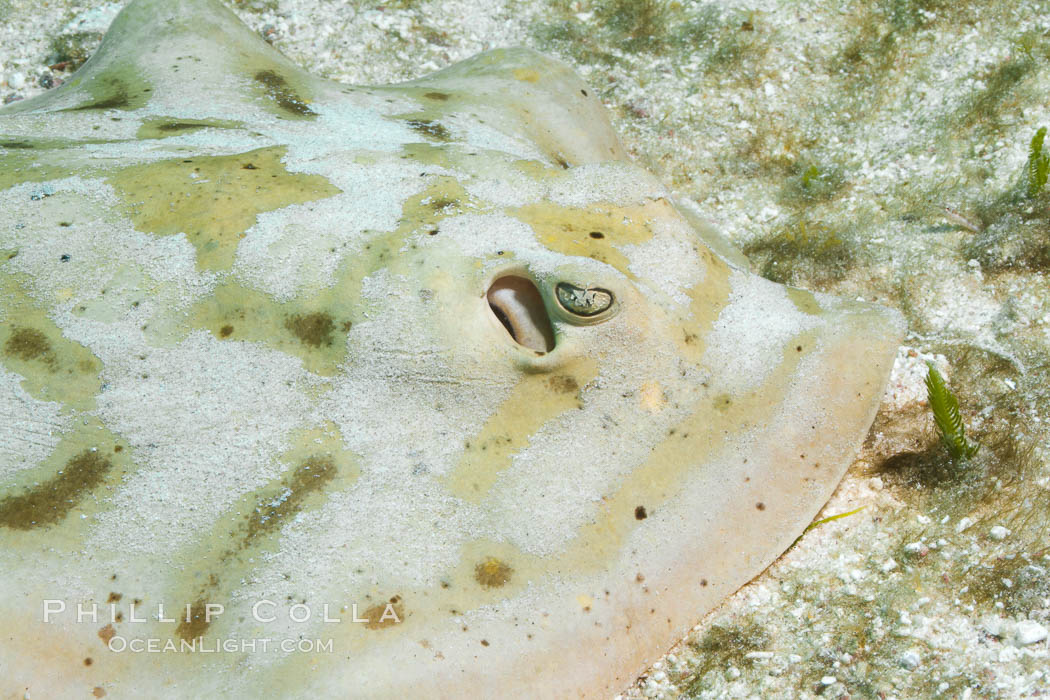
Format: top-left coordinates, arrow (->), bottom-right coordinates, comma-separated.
0,1 -> 903,697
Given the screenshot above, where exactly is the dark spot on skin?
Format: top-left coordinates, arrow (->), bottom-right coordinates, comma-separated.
107,592 -> 122,603
796,345 -> 803,352
423,91 -> 450,101
634,505 -> 647,520
406,119 -> 451,141
474,557 -> 513,589
635,573 -> 645,583
243,456 -> 336,544
253,70 -> 315,117
589,231 -> 605,239
156,122 -> 205,133
426,198 -> 458,215
547,375 -> 579,394
64,79 -> 130,111
284,312 -> 335,348
4,327 -> 53,363
0,450 -> 112,529
175,600 -> 210,641
756,502 -> 766,511
363,595 -> 404,630
84,657 -> 92,666
701,579 -> 708,587
219,324 -> 234,338
480,639 -> 489,646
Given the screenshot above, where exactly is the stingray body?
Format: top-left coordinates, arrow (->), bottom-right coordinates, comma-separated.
0,1 -> 902,697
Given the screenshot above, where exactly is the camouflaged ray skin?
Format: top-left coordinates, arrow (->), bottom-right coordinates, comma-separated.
0,1 -> 903,697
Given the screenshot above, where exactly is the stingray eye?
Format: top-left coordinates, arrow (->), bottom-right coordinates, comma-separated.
554,282 -> 616,323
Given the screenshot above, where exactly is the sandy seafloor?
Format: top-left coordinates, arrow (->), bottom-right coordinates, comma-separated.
1,0 -> 1049,697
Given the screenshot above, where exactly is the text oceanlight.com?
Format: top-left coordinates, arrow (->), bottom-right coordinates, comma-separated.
106,637 -> 334,654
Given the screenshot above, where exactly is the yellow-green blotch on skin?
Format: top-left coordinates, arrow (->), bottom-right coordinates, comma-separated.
187,280 -> 354,376
0,274 -> 103,412
0,418 -> 133,537
170,423 -> 360,641
108,146 -> 341,271
511,200 -> 664,280
446,358 -> 598,501
0,139 -> 110,189
135,117 -> 244,139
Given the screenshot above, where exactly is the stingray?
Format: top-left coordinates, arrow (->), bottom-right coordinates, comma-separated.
0,1 -> 903,696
